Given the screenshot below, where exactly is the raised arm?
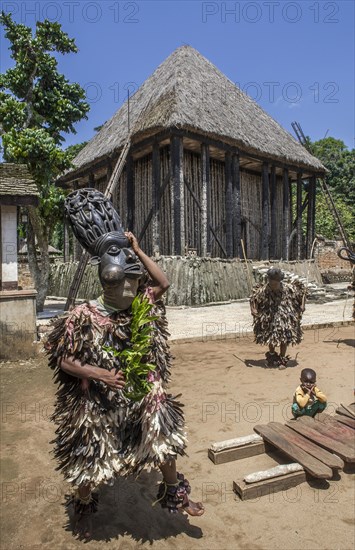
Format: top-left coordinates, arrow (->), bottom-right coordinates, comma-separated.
125,232 -> 169,300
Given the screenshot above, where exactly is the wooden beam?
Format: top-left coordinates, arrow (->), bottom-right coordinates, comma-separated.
282,168 -> 290,260
225,151 -> 233,258
106,161 -> 112,184
296,172 -> 303,259
261,161 -> 270,260
269,165 -> 277,259
201,143 -> 211,256
306,176 -> 316,258
63,221 -> 70,262
170,135 -> 185,255
208,441 -> 268,465
152,140 -> 160,255
232,152 -> 241,257
234,470 -> 307,501
126,154 -> 134,231
88,172 -> 95,188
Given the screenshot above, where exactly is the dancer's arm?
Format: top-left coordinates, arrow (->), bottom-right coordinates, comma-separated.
59,356 -> 125,390
125,231 -> 169,299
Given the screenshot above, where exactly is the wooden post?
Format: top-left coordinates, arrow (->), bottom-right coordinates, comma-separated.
63,221 -> 70,262
126,154 -> 134,231
282,168 -> 290,260
201,143 -> 211,256
88,172 -> 95,189
311,175 -> 316,251
106,161 -> 113,184
261,161 -> 269,260
225,151 -> 233,257
296,172 -> 303,259
270,165 -> 277,259
306,175 -> 316,258
232,152 -> 241,257
170,135 -> 185,255
73,180 -> 82,261
152,140 -> 160,255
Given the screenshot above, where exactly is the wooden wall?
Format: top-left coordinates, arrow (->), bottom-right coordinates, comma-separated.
104,145 -> 289,260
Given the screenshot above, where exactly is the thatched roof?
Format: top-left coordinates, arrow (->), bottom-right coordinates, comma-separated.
0,163 -> 39,205
62,46 -> 325,180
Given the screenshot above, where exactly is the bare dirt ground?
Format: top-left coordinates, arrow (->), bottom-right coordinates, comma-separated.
1,326 -> 354,550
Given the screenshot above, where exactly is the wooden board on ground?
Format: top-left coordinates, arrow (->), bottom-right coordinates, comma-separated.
254,424 -> 333,478
269,422 -> 344,469
208,440 -> 268,464
336,405 -> 355,420
299,416 -> 355,449
316,413 -> 355,438
234,470 -> 307,501
286,420 -> 355,463
333,413 -> 355,430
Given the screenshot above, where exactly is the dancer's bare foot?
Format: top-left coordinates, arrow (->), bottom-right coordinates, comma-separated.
74,511 -> 93,539
182,499 -> 205,516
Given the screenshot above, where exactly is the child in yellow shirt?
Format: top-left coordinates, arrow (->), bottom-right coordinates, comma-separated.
292,368 -> 327,418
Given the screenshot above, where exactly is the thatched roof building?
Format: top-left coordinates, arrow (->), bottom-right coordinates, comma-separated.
59,46 -> 325,260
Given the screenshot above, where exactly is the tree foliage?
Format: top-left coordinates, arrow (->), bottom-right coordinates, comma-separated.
0,12 -> 89,310
309,137 -> 355,242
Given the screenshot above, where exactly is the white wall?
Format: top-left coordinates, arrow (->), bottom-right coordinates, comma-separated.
1,205 -> 18,285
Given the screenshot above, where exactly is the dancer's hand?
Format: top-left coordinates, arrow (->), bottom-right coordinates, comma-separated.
125,231 -> 140,254
99,369 -> 126,390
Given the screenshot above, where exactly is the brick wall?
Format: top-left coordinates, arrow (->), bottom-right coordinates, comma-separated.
314,240 -> 353,283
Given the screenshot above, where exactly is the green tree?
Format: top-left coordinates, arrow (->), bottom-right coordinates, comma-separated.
306,137 -> 355,243
0,13 -> 89,310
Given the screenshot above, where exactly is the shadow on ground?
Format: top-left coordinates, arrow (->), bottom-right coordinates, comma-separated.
64,471 -> 203,544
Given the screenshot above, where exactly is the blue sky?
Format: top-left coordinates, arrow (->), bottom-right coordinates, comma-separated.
1,0 -> 354,149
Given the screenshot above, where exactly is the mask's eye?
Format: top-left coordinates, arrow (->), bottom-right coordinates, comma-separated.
107,245 -> 120,255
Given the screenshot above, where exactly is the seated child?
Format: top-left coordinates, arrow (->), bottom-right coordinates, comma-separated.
292,368 -> 327,418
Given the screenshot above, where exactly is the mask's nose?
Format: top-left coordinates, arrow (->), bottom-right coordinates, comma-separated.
100,264 -> 125,286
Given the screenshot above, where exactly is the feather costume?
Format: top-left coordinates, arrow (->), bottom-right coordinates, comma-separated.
250,280 -> 307,347
46,295 -> 187,490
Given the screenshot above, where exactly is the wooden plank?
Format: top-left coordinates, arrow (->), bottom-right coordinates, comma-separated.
269,165 -> 277,259
126,154 -> 134,231
298,416 -> 355,449
316,413 -> 355,436
333,414 -> 355,430
282,168 -> 290,260
232,152 -> 241,258
261,161 -> 269,260
269,422 -> 344,470
286,420 -> 355,463
208,441 -> 268,465
225,151 -> 233,258
170,135 -> 185,255
152,140 -> 160,255
234,470 -> 307,501
296,172 -> 303,259
254,424 -> 333,478
337,404 -> 355,419
201,143 -> 211,256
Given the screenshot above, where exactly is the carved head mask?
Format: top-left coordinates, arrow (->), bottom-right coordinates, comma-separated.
64,188 -> 143,288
